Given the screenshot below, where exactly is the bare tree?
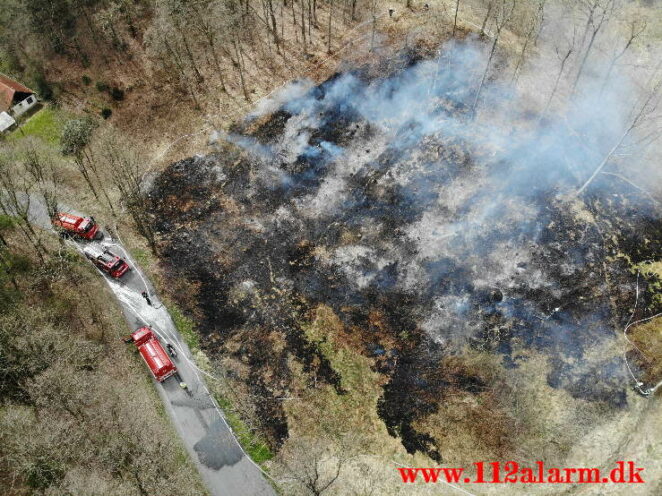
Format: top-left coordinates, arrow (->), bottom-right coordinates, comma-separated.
165,1 -> 204,84
61,118 -> 116,215
480,1 -> 494,37
600,18 -> 646,94
97,129 -> 159,254
0,159 -> 48,262
577,72 -> 662,195
471,0 -> 516,114
279,437 -> 348,496
540,27 -> 577,118
145,8 -> 203,108
0,216 -> 21,291
452,0 -> 461,37
571,0 -> 617,94
21,141 -> 62,236
301,0 -> 307,52
511,0 -> 547,83
189,1 -> 229,92
232,36 -> 251,102
327,0 -> 334,53
369,0 -> 377,52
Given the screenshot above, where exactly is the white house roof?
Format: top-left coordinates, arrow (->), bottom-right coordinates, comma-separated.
0,111 -> 15,132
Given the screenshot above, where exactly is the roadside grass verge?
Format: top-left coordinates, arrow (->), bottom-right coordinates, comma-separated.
121,238 -> 275,466
167,301 -> 274,464
117,242 -> 201,354
168,304 -> 201,352
215,395 -> 274,464
131,247 -> 153,268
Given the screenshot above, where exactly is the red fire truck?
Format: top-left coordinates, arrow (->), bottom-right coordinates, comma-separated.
83,246 -> 130,278
52,212 -> 101,240
130,326 -> 177,382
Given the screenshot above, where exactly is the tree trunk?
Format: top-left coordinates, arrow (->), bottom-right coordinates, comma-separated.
576,131 -> 627,195
471,32 -> 499,113
234,38 -> 251,102
179,30 -> 204,83
572,25 -> 601,93
82,149 -> 116,215
511,23 -> 536,83
327,0 -> 333,53
75,155 -> 100,200
301,0 -> 307,52
480,2 -> 493,37
267,0 -> 280,51
573,1 -> 612,94
452,0 -> 461,37
541,49 -> 572,118
208,36 -> 228,92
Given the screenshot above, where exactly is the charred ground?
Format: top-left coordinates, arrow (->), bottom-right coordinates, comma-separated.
146,47 -> 662,462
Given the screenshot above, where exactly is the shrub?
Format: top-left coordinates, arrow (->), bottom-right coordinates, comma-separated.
25,458 -> 64,490
95,81 -> 108,92
100,108 -> 112,119
110,87 -> 124,101
81,75 -> 91,86
32,73 -> 53,101
60,118 -> 97,155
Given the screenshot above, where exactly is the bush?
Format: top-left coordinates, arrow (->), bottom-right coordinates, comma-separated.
26,458 -> 64,490
95,81 -> 108,92
32,72 -> 53,101
81,75 -> 91,86
100,108 -> 112,119
60,118 -> 96,155
110,87 -> 124,101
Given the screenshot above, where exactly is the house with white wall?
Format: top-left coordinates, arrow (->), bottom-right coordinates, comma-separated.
0,73 -> 38,118
0,111 -> 16,133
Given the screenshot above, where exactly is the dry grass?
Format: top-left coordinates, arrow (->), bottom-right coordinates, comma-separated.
269,304 -> 427,494
284,306 -> 393,446
629,317 -> 662,384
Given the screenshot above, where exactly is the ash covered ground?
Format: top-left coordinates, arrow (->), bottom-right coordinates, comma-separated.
147,42 -> 662,461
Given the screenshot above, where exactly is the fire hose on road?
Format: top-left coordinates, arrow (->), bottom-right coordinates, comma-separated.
66,230 -> 277,495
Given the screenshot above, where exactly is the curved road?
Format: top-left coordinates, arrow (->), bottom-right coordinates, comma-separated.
20,198 -> 276,496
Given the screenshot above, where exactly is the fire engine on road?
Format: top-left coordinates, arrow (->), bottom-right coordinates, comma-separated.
52,212 -> 102,240
127,326 -> 178,382
83,246 -> 130,278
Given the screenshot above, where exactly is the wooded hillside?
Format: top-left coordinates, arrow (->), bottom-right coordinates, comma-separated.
0,216 -> 206,495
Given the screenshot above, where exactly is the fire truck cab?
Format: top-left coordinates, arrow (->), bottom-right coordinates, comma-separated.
131,326 -> 177,382
52,212 -> 101,240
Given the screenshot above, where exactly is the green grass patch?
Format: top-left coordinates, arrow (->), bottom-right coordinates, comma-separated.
8,106 -> 63,145
215,394 -> 274,464
637,260 -> 662,279
165,296 -> 273,464
131,248 -> 153,268
168,304 -> 201,352
631,260 -> 662,307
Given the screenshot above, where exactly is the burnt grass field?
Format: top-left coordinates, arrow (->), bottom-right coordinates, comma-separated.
147,46 -> 662,461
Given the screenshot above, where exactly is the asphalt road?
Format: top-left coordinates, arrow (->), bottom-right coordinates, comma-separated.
21,199 -> 276,496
